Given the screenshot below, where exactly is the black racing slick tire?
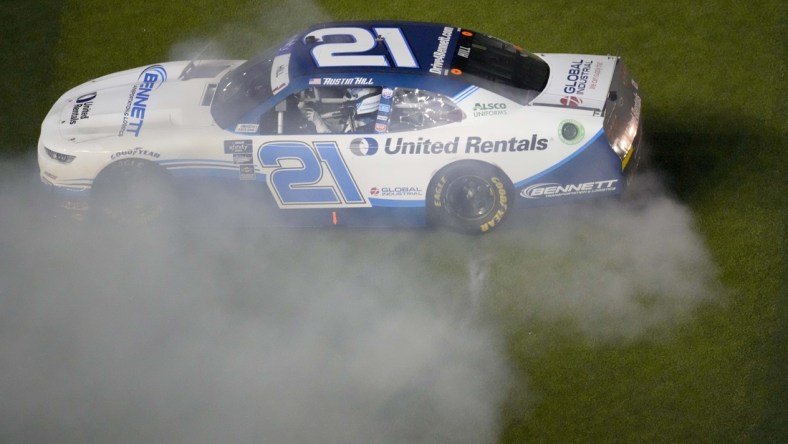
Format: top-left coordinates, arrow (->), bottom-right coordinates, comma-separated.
91,158 -> 175,226
427,161 -> 514,234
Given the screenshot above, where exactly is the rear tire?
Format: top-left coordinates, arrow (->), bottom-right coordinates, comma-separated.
91,158 -> 175,226
427,161 -> 513,234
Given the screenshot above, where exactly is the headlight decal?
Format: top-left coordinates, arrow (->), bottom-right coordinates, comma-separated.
44,147 -> 76,164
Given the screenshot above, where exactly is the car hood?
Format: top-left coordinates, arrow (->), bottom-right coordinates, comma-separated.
533,54 -> 619,111
55,60 -> 240,143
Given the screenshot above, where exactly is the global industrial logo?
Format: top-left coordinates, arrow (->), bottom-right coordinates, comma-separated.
370,186 -> 423,197
560,96 -> 583,107
563,60 -> 593,95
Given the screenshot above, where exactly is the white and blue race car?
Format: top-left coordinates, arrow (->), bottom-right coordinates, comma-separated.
38,21 -> 642,233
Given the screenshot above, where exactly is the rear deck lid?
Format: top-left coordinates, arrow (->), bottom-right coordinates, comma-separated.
533,54 -> 618,111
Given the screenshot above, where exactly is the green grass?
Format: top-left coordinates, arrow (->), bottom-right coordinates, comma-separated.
0,0 -> 65,156
4,0 -> 785,442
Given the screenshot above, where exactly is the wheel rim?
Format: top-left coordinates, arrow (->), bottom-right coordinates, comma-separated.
94,161 -> 169,224
99,184 -> 165,224
444,175 -> 495,220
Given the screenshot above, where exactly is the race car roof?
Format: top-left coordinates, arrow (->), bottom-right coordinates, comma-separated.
279,21 -> 461,78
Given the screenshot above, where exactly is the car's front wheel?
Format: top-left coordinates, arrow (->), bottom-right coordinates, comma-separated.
91,158 -> 175,226
427,161 -> 513,234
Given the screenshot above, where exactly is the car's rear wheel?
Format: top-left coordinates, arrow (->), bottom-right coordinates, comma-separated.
91,158 -> 175,226
427,161 -> 513,234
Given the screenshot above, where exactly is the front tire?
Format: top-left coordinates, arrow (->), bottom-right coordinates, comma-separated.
427,161 -> 513,234
91,158 -> 175,225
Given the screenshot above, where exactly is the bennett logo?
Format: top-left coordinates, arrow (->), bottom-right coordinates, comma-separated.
76,92 -> 97,103
119,65 -> 168,137
520,180 -> 618,199
349,137 -> 378,156
137,65 -> 168,88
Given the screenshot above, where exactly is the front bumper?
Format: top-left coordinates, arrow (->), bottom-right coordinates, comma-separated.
39,175 -> 91,221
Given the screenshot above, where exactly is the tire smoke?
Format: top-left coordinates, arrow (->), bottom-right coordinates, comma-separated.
480,170 -> 720,342
0,157 -> 510,444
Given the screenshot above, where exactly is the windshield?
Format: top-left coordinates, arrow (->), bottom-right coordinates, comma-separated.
211,51 -> 276,128
451,31 -> 550,104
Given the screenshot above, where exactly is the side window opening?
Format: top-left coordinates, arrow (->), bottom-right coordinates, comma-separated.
260,86 -> 382,135
387,88 -> 465,132
259,95 -> 301,134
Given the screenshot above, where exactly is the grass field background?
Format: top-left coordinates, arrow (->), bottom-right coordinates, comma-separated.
1,0 -> 784,442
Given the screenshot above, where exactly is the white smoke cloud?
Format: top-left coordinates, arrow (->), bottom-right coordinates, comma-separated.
472,170 -> 721,342
0,156 -> 510,444
0,150 -> 721,443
